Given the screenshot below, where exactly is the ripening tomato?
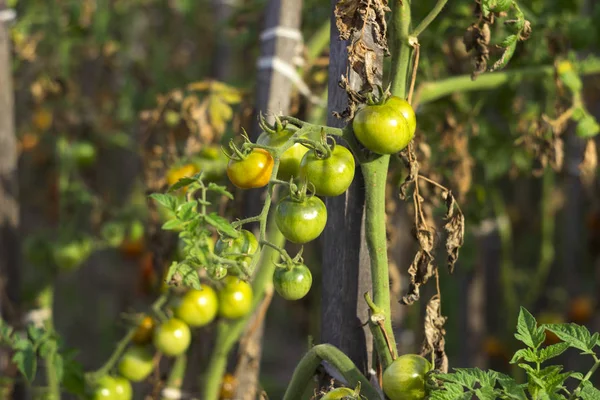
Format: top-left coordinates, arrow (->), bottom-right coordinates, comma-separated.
118,346 -> 154,382
275,196 -> 327,243
132,316 -> 156,345
273,264 -> 312,301
382,354 -> 432,400
214,230 -> 258,276
299,145 -> 355,197
166,164 -> 198,189
353,100 -> 411,155
219,373 -> 237,400
93,375 -> 132,400
227,149 -> 274,189
568,296 -> 595,324
257,129 -> 309,181
386,96 -> 417,138
174,286 -> 219,327
218,277 -> 253,319
32,108 -> 53,131
153,318 -> 192,356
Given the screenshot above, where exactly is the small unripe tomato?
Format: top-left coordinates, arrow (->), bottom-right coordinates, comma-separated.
382,354 -> 432,400
214,230 -> 258,276
275,196 -> 327,244
72,141 -> 97,168
153,318 -> 192,356
174,286 -> 219,327
273,264 -> 312,301
299,145 -> 355,197
227,149 -> 274,189
112,376 -> 133,400
132,316 -> 156,345
353,98 -> 412,155
321,387 -> 358,399
118,346 -> 154,382
218,277 -> 253,319
52,237 -> 93,271
386,96 -> 417,138
257,129 -> 309,181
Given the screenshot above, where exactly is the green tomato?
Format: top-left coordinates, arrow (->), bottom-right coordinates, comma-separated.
382,354 -> 432,400
257,129 -> 309,181
214,230 -> 258,276
299,145 -> 355,197
273,264 -> 312,301
117,346 -> 154,382
275,196 -> 327,243
353,101 -> 411,155
174,286 -> 219,327
112,376 -> 133,400
72,141 -> 97,168
153,318 -> 192,356
386,96 -> 417,138
321,387 -> 358,400
52,237 -> 93,271
93,376 -> 118,400
218,277 -> 253,319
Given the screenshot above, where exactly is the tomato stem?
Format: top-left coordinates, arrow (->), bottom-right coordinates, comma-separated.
161,354 -> 186,400
410,0 -> 448,38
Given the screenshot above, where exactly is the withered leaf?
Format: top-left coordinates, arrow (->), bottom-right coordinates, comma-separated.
401,249 -> 435,305
442,190 -> 464,273
421,295 -> 448,373
399,143 -> 419,200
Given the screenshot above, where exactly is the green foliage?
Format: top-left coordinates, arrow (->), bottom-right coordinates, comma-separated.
429,308 -> 600,400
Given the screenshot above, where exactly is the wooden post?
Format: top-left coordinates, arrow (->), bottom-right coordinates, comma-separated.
235,1 -> 302,398
320,0 -> 383,376
0,1 -> 21,397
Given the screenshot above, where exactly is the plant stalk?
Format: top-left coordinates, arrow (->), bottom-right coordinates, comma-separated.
411,0 -> 448,37
390,0 -> 412,97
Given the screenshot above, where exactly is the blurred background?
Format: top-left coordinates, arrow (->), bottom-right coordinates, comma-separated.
1,0 -> 600,398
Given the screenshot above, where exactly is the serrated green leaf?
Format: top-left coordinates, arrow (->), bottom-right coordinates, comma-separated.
497,373 -> 527,400
475,386 -> 498,400
12,344 -> 37,383
544,323 -> 596,354
515,307 -> 545,349
52,352 -> 64,383
162,218 -> 185,231
207,182 -> 234,199
580,381 -> 600,400
510,348 -> 538,364
149,193 -> 177,211
168,177 -> 196,192
176,200 -> 197,221
490,38 -> 517,72
165,262 -> 201,290
26,325 -> 45,344
428,381 -> 471,400
538,342 -> 569,363
205,213 -> 238,237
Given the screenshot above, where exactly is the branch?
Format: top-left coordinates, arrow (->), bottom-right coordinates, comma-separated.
282,344 -> 381,400
411,0 -> 448,38
390,0 -> 412,97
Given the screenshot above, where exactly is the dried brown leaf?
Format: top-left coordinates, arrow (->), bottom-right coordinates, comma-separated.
421,295 -> 448,373
399,143 -> 419,200
401,250 -> 435,305
442,191 -> 465,273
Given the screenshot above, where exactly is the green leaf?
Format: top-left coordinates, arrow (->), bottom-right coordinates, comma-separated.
168,177 -> 196,192
162,218 -> 185,231
26,325 -> 45,344
204,213 -> 238,237
428,382 -> 471,400
510,348 -> 538,364
544,323 -> 597,354
207,182 -> 234,199
149,193 -> 177,211
62,357 -> 86,396
515,307 -> 545,349
475,386 -> 498,400
12,342 -> 37,383
490,37 -> 517,72
165,262 -> 201,290
580,381 -> 600,400
176,200 -> 198,221
497,373 -> 527,400
538,342 -> 569,363
0,319 -> 14,343
576,115 -> 600,138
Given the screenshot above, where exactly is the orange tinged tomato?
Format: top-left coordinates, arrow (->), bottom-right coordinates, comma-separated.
166,164 -> 199,189
32,108 -> 53,131
483,336 -> 506,358
132,316 -> 156,345
219,373 -> 236,400
226,149 -> 274,189
568,296 -> 595,324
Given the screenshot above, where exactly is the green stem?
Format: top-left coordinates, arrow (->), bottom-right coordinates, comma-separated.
570,355 -> 600,399
417,56 -> 600,105
364,293 -> 394,370
361,157 -> 396,356
202,221 -> 284,400
524,170 -> 555,308
38,286 -> 59,400
161,354 -> 186,400
411,0 -> 448,37
282,344 -> 381,400
390,0 -> 412,97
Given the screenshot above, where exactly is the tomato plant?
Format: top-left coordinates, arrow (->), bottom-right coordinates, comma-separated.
275,195 -> 327,244
117,346 -> 155,382
226,148 -> 274,189
382,354 -> 431,400
214,230 -> 258,276
153,318 -> 192,356
217,277 -> 253,319
273,263 -> 312,301
257,128 -> 309,181
174,286 -> 219,327
299,144 -> 355,197
92,375 -> 132,400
